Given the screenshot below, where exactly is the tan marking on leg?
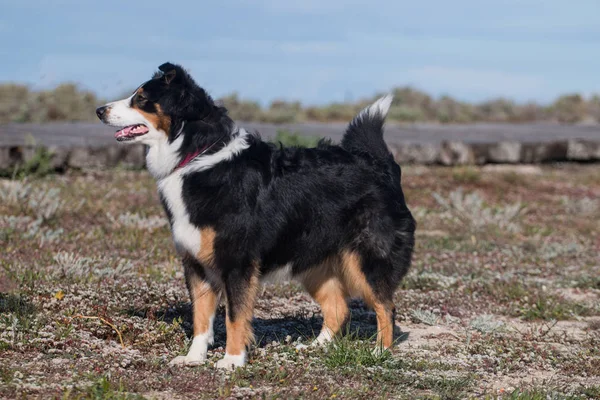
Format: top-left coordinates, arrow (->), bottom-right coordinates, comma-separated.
225,268 -> 259,356
301,257 -> 349,341
188,274 -> 219,336
197,227 -> 216,267
340,250 -> 394,349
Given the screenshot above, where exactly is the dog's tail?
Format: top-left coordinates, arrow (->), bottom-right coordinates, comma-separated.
341,94 -> 393,162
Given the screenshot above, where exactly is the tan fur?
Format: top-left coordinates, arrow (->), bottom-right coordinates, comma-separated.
339,250 -> 394,349
188,274 -> 219,336
132,90 -> 171,135
198,227 -> 216,266
301,261 -> 349,338
225,266 -> 259,355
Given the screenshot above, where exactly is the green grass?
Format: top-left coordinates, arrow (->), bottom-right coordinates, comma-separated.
493,388 -> 586,400
0,293 -> 36,316
60,377 -> 146,400
518,293 -> 591,321
271,130 -> 321,148
452,167 -> 481,184
322,330 -> 393,369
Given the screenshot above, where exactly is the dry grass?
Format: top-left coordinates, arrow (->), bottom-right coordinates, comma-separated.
0,165 -> 599,399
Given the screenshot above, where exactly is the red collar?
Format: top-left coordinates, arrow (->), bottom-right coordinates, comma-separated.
174,134 -> 227,172
175,147 -> 204,170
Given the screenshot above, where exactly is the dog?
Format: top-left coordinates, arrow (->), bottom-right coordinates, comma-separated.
96,63 -> 416,369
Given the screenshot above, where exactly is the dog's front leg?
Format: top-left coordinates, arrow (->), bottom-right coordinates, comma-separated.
215,263 -> 259,370
170,256 -> 219,366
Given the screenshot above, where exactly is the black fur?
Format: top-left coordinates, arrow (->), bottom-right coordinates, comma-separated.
101,62 -> 416,354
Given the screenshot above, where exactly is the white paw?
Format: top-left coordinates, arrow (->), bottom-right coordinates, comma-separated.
371,345 -> 390,357
168,355 -> 206,367
312,328 -> 334,346
295,343 -> 309,351
215,352 -> 246,370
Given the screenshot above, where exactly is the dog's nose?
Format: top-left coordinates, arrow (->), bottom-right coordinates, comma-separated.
96,106 -> 108,119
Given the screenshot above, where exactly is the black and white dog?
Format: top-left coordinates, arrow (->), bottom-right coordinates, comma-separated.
96,63 -> 415,369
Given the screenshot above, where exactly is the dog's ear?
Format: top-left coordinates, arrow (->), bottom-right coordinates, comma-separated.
158,62 -> 178,84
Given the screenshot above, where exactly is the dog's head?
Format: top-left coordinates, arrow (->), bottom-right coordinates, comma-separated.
96,62 -> 225,144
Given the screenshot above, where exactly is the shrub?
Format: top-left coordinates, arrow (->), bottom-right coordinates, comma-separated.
2,82 -> 599,124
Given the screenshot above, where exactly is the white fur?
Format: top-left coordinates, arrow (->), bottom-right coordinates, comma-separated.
314,327 -> 334,345
169,314 -> 215,366
182,129 -> 251,174
357,94 -> 393,120
101,95 -> 185,179
215,351 -> 246,370
146,134 -> 184,179
157,127 -> 252,257
158,170 -> 201,257
295,327 -> 334,351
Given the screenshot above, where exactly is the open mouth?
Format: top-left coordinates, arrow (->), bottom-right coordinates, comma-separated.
114,124 -> 149,141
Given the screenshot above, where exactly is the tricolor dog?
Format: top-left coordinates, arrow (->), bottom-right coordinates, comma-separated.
96,63 -> 416,369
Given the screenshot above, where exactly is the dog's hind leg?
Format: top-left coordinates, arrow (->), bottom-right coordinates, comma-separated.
340,250 -> 395,350
216,262 -> 259,370
301,263 -> 349,346
170,255 -> 220,366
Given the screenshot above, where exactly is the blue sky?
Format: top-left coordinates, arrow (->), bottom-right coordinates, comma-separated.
1,0 -> 599,105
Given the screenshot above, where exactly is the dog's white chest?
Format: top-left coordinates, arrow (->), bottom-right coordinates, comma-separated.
158,173 -> 201,257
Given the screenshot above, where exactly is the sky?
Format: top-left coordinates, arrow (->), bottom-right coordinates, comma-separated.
0,0 -> 599,105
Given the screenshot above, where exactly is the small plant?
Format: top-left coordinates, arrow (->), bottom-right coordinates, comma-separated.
469,314 -> 504,334
61,376 -> 144,400
433,188 -> 524,232
27,186 -> 63,220
106,212 -> 168,231
52,252 -> 134,282
0,180 -> 64,221
562,196 -> 598,215
411,308 -> 440,326
540,241 -> 582,261
14,147 -> 54,179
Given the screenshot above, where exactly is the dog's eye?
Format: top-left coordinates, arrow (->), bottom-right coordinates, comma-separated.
137,93 -> 148,103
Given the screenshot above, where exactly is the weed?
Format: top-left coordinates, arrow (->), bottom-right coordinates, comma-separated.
469,314 -> 505,334
497,388 -> 585,400
61,376 -> 145,399
14,147 -> 55,179
432,188 -> 524,233
106,212 -> 168,231
52,252 -> 134,282
571,275 -> 600,290
540,242 -> 582,261
562,196 -> 598,215
0,180 -> 64,221
411,309 -> 440,326
401,271 -> 457,291
323,331 -> 393,369
0,293 -> 35,316
452,167 -> 481,184
518,293 -> 589,321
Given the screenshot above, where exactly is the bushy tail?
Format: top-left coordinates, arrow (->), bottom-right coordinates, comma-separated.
341,94 -> 393,161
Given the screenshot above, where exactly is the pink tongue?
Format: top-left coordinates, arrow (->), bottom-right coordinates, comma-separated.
115,126 -> 135,138
114,125 -> 149,138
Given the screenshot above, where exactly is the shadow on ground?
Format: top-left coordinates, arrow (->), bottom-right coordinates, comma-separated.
126,299 -> 408,347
